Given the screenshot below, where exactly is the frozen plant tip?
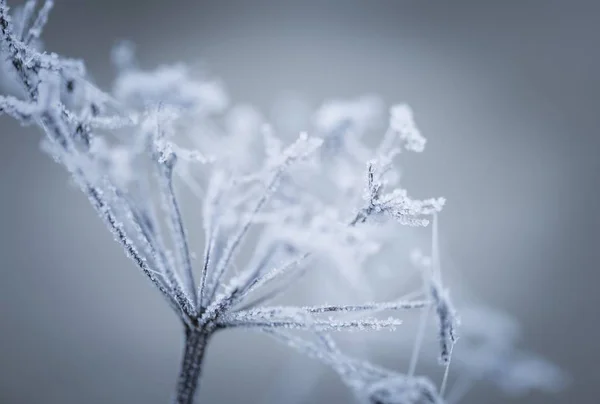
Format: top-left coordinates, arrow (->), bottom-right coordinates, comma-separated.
0,1 -> 564,403
352,158 -> 445,226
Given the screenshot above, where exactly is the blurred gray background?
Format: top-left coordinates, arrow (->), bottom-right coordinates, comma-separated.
0,0 -> 598,403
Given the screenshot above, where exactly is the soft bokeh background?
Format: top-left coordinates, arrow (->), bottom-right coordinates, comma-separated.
1,0 -> 598,403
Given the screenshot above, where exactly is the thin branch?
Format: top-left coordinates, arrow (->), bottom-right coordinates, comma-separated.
108,184 -> 195,317
219,312 -> 403,332
154,136 -> 198,309
440,343 -> 454,398
233,262 -> 307,311
13,1 -> 36,40
408,305 -> 431,377
241,300 -> 429,316
228,252 -> 311,308
23,0 -> 52,45
204,170 -> 281,303
83,183 -> 181,314
0,94 -> 38,122
300,300 -> 429,313
197,170 -> 221,309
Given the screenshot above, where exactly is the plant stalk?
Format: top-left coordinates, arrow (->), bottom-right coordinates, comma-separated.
173,326 -> 211,404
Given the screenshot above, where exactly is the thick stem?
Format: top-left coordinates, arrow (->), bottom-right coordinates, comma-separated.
173,326 -> 211,404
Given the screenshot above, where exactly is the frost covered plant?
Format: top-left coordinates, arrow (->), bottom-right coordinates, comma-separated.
0,2 -> 563,404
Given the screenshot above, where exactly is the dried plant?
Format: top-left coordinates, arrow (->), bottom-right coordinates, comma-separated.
0,2 -> 565,403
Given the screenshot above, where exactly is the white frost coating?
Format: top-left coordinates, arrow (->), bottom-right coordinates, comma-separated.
12,0 -> 35,41
354,159 -> 445,226
0,2 -> 565,403
0,93 -> 38,121
410,216 -> 459,368
88,136 -> 134,187
267,131 -> 323,169
113,63 -> 228,112
389,104 -> 427,152
314,95 -> 384,135
22,0 -> 52,45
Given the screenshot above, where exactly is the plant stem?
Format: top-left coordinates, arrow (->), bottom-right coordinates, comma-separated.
173,326 -> 211,404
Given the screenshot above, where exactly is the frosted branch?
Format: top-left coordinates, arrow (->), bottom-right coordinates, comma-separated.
0,94 -> 38,122
219,312 -> 403,332
154,144 -> 198,309
23,0 -> 52,45
353,159 -> 445,226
